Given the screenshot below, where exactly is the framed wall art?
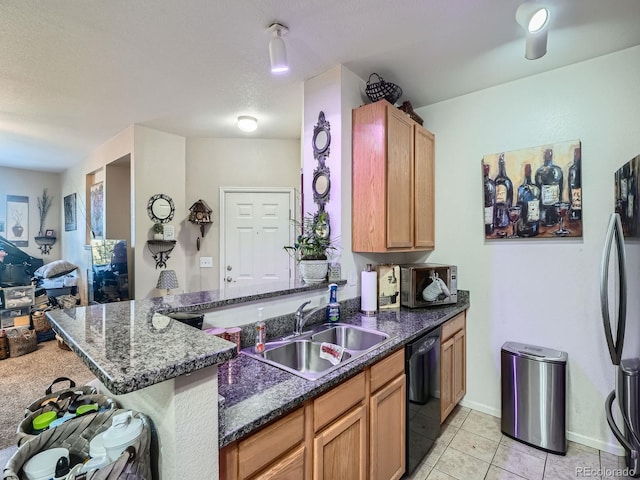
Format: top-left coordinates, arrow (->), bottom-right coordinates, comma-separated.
6,195 -> 29,246
90,182 -> 104,239
64,193 -> 77,232
482,139 -> 582,240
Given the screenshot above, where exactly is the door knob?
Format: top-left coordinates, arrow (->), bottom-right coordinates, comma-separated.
226,276 -> 233,282
227,265 -> 232,271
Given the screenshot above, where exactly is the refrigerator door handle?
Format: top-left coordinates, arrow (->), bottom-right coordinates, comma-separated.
600,213 -> 627,366
605,390 -> 639,460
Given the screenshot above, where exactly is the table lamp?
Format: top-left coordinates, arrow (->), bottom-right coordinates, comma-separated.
156,269 -> 179,295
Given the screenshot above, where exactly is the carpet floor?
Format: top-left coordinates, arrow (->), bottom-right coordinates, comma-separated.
0,339 -> 95,451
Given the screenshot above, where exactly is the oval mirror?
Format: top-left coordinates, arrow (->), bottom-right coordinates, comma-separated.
312,111 -> 331,158
147,194 -> 175,224
313,168 -> 331,206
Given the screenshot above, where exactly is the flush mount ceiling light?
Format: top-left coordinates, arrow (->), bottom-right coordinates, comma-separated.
516,1 -> 551,60
267,22 -> 289,74
237,115 -> 258,132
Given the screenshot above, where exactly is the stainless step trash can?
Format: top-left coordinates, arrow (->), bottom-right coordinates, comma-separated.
501,341 -> 568,455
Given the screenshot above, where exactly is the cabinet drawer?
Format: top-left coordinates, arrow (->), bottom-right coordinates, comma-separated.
369,348 -> 404,393
238,407 -> 305,480
314,371 -> 365,432
442,313 -> 465,341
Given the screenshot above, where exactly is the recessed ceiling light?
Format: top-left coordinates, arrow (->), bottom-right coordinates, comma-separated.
516,2 -> 550,33
237,116 -> 258,132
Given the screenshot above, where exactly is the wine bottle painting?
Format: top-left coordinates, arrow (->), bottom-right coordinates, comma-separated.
482,139 -> 582,240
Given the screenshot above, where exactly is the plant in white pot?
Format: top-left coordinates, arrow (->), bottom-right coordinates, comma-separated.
152,223 -> 164,240
284,211 -> 335,284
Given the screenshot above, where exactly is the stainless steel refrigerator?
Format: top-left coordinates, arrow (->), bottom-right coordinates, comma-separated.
601,154 -> 640,477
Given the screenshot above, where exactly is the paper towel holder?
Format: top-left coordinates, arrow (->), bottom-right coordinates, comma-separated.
361,263 -> 378,316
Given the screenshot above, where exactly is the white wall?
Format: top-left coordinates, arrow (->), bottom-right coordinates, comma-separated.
0,167 -> 61,261
415,46 -> 640,453
185,137 -> 300,292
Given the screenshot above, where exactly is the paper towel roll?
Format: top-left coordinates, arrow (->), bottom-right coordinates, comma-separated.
361,270 -> 378,315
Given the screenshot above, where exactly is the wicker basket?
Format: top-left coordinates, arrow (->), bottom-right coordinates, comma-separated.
24,377 -> 98,416
365,73 -> 403,105
31,309 -> 51,333
6,327 -> 37,357
4,409 -> 152,480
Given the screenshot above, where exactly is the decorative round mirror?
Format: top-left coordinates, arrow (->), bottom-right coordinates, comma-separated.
312,167 -> 331,206
312,111 -> 331,158
147,194 -> 175,224
314,211 -> 330,240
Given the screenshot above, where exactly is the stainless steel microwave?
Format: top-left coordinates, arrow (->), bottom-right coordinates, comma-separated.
399,264 -> 458,308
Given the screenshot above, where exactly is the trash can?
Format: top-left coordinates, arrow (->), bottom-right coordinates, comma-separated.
166,312 -> 204,330
501,341 -> 568,454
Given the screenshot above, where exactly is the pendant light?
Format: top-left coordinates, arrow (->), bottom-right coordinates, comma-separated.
267,22 -> 289,74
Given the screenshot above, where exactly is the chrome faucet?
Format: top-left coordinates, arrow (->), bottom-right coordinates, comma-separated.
294,300 -> 327,335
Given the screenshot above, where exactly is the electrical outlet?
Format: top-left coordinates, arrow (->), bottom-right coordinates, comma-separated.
199,257 -> 213,268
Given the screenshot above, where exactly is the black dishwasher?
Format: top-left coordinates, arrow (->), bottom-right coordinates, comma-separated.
405,327 -> 441,476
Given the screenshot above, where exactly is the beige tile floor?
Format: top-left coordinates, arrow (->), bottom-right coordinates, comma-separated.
406,406 -> 636,480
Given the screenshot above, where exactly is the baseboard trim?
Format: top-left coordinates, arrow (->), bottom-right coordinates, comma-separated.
458,399 -> 626,456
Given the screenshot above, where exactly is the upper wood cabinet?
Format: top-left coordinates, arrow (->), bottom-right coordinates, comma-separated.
352,99 -> 435,252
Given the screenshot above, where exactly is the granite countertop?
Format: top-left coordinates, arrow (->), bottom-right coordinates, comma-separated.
45,279 -> 345,395
218,291 -> 470,448
46,298 -> 237,395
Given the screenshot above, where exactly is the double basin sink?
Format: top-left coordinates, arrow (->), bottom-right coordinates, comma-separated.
241,323 -> 393,381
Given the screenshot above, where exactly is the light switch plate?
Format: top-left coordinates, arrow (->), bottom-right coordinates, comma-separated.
200,257 -> 213,268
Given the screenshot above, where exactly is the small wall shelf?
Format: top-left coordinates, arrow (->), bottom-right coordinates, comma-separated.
34,236 -> 57,255
146,240 -> 177,269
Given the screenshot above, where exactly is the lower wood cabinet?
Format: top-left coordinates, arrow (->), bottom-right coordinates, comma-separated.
370,366 -> 406,480
440,312 -> 466,423
220,348 -> 406,480
313,404 -> 367,480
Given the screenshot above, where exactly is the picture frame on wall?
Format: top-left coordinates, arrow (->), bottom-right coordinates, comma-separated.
90,182 -> 104,239
482,139 -> 582,240
6,195 -> 29,246
64,193 -> 77,232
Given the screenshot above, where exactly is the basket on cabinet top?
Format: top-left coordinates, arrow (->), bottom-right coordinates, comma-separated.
365,73 -> 403,105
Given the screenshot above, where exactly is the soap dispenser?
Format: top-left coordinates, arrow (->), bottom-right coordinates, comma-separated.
326,283 -> 340,322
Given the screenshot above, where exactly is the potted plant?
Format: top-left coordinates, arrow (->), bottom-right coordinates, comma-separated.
152,223 -> 164,240
284,211 -> 336,284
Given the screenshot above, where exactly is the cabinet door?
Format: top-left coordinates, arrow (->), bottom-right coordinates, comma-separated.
440,336 -> 455,422
386,107 -> 415,248
414,126 -> 435,249
370,375 -> 406,480
453,329 -> 466,404
314,405 -> 367,480
252,445 -> 305,480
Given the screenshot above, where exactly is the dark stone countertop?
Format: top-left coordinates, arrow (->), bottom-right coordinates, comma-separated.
44,279 -> 346,396
218,291 -> 470,448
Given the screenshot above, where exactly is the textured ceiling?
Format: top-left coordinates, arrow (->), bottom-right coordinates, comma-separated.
1,0 -> 639,172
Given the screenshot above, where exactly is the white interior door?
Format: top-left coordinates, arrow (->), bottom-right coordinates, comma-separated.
220,188 -> 295,288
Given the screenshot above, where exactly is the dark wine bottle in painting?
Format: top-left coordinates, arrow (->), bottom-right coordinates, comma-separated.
535,148 -> 563,226
516,163 -> 540,236
568,147 -> 582,221
483,163 -> 496,235
493,154 -> 512,229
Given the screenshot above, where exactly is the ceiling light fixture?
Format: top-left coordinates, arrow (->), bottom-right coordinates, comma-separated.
237,115 -> 258,132
267,22 -> 289,74
516,1 -> 550,60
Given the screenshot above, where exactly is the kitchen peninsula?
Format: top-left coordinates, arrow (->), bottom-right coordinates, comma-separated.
44,280 -> 347,479
46,284 -> 469,480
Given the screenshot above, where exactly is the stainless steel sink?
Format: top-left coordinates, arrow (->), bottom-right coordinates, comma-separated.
262,340 -> 352,379
311,325 -> 389,351
241,323 -> 393,381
